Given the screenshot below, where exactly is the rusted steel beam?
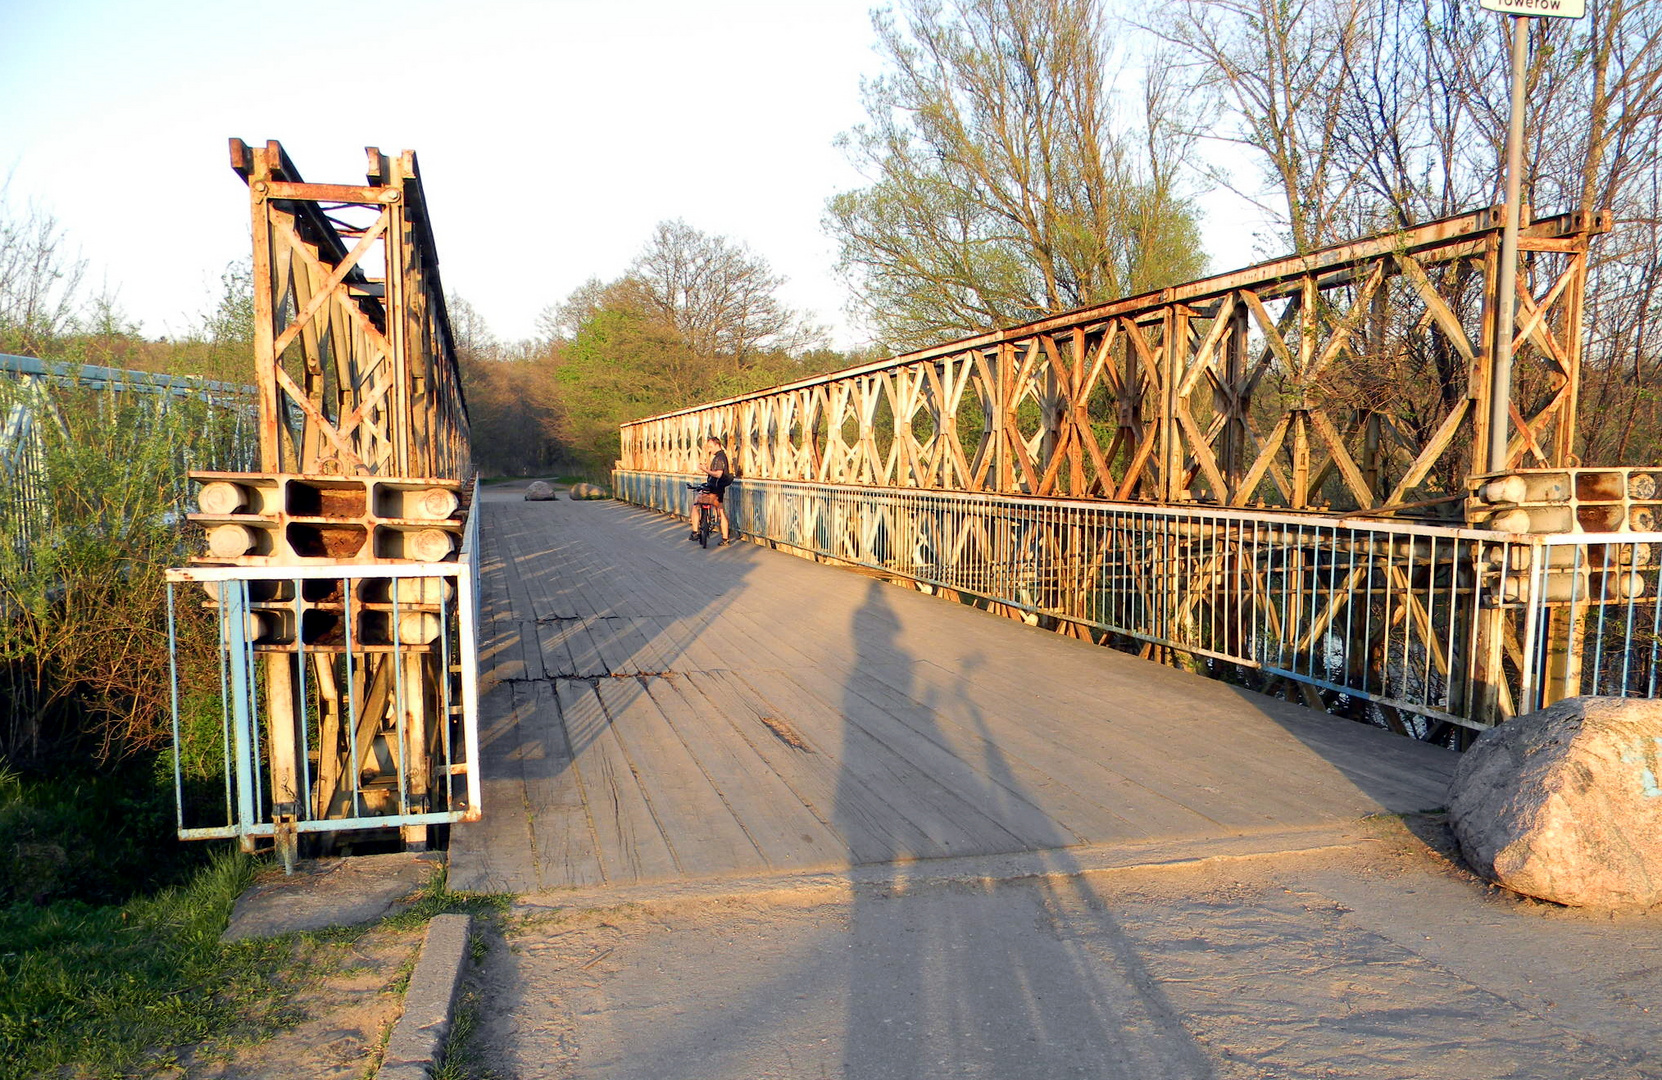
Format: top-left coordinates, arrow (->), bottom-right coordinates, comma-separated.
622,206 -> 1608,523
168,140 -> 476,866
230,137 -> 471,480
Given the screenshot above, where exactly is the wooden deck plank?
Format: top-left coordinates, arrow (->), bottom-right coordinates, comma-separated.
681,669 -> 939,864
727,568 -> 1429,830
727,667 -> 1016,859
639,675 -> 843,871
515,680 -> 606,889
446,675 -> 538,893
555,678 -> 680,884
920,650 -> 1444,825
533,620 -> 580,679
708,588 -> 1235,840
777,662 -> 1083,851
622,617 -> 680,675
560,618 -> 610,678
593,677 -> 764,876
458,493 -> 1460,895
787,657 -> 1152,845
594,617 -> 654,676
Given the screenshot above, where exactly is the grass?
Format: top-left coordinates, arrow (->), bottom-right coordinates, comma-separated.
377,865 -> 510,931
0,757 -> 213,908
430,923 -> 506,1080
0,849 -> 290,1080
430,987 -> 489,1080
0,844 -> 512,1080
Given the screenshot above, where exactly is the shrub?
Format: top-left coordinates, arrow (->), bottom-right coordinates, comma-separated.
0,378 -> 237,767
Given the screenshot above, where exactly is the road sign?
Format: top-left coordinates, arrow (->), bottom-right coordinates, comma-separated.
1480,0 -> 1586,18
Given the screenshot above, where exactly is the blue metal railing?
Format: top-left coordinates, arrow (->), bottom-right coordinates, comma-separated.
616,469 -> 1662,733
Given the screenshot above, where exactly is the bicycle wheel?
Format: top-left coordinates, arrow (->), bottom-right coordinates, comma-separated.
698,509 -> 711,548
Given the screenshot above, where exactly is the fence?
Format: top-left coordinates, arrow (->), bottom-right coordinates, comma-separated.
162,480 -> 481,858
617,470 -> 1662,733
0,353 -> 257,561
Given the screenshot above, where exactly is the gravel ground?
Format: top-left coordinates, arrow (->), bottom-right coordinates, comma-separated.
468,815 -> 1662,1080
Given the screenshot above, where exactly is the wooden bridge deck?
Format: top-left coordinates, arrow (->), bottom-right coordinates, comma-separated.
448,487 -> 1457,894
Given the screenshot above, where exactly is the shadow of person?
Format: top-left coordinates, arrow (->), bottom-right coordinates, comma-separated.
835,579 -> 1218,1079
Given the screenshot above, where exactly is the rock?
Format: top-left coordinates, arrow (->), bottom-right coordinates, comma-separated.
524,481 -> 557,501
1448,696 -> 1662,907
569,482 -> 609,500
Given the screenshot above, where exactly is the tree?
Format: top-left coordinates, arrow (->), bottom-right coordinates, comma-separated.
0,189 -> 85,356
533,230 -> 848,466
445,291 -> 566,476
539,282 -> 705,466
827,0 -> 1207,350
1158,0 -> 1373,251
628,220 -> 820,369
1160,0 -> 1662,466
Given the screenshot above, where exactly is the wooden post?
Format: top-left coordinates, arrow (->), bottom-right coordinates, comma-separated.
401,650 -> 430,849
263,652 -> 302,871
247,153 -> 282,473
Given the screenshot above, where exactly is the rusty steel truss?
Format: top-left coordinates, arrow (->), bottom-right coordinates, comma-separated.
231,138 -> 470,480
622,207 -> 1608,518
618,207 -> 1650,738
166,141 -> 478,867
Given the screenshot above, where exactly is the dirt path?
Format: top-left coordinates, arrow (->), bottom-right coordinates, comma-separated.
468,816 -> 1662,1080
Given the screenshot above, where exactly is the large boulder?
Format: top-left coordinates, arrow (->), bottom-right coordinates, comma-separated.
1448,696 -> 1662,908
523,481 -> 557,501
568,482 -> 609,500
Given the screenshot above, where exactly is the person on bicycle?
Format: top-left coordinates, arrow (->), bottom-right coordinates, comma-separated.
690,435 -> 733,545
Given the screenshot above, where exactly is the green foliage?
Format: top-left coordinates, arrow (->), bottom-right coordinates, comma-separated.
376,865 -> 510,931
0,849 -> 283,1080
531,223 -> 850,467
550,302 -> 699,465
0,754 -> 216,907
829,0 -> 1208,349
0,379 -> 231,765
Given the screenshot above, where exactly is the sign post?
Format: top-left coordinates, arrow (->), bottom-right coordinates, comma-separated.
1478,0 -> 1585,475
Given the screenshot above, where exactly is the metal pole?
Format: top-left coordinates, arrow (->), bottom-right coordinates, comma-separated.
1488,14 -> 1530,475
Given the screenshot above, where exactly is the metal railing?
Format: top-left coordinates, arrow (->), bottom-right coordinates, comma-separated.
618,469 -> 1662,733
1,353 -> 257,562
162,484 -> 481,854
1517,533 -> 1662,712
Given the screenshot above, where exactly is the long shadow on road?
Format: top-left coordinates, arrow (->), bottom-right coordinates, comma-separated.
836,580 -> 1217,1079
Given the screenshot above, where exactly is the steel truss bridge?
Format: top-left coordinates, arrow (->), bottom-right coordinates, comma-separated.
618,206 -> 1662,743
162,141 -> 478,868
146,139 -> 1657,862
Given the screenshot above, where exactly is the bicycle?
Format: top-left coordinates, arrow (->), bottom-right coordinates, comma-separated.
687,482 -> 721,548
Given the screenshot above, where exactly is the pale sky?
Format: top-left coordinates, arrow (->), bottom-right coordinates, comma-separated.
0,0 -> 1268,350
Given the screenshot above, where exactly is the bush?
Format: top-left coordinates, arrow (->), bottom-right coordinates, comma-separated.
0,378 -> 236,766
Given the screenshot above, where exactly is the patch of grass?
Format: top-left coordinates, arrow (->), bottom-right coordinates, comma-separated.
379,865 -> 511,931
0,754 -> 214,907
430,987 -> 493,1080
0,849 -> 294,1080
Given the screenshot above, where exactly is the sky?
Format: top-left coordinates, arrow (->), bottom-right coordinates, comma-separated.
0,0 -> 1270,350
